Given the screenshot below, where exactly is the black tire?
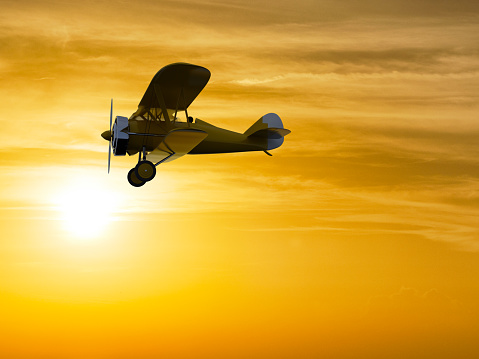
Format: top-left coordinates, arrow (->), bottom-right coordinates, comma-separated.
135,160 -> 156,182
128,168 -> 146,187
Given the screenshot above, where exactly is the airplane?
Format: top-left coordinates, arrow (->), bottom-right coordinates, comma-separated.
101,63 -> 291,187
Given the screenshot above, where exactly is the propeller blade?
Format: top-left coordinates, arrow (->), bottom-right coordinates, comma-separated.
108,98 -> 113,173
108,141 -> 111,173
109,98 -> 113,132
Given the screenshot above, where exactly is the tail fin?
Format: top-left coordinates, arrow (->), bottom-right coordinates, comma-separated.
244,113 -> 291,150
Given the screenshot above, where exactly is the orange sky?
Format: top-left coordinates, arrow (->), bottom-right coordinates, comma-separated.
1,1 -> 479,358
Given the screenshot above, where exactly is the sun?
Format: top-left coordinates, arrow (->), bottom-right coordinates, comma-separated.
54,180 -> 119,239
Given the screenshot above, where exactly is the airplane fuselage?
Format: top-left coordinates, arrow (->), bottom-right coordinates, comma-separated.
126,118 -> 266,157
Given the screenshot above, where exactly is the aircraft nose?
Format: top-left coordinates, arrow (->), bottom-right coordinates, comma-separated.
101,130 -> 111,141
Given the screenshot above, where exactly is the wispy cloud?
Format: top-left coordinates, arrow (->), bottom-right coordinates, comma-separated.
1,0 -> 479,254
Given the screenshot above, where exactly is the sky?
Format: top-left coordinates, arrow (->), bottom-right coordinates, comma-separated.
1,0 -> 479,358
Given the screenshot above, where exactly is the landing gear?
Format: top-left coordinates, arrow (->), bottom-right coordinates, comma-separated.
127,168 -> 145,187
127,147 -> 159,187
135,160 -> 156,182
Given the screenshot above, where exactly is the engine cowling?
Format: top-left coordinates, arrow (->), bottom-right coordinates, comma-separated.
112,116 -> 129,156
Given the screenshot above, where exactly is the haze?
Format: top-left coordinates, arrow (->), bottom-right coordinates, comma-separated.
1,1 -> 479,358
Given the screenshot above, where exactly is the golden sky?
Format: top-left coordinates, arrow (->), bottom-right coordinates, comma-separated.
1,0 -> 479,358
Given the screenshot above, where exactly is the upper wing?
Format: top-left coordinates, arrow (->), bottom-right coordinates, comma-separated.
130,63 -> 211,120
148,128 -> 208,164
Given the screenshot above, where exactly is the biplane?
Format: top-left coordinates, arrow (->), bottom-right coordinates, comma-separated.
101,63 -> 291,187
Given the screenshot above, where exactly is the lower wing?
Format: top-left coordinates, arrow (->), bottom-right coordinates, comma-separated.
148,128 -> 208,164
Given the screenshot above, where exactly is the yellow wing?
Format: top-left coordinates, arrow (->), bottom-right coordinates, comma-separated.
148,128 -> 208,164
130,63 -> 211,121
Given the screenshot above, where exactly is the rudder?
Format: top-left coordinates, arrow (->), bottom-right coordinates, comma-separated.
244,113 -> 290,150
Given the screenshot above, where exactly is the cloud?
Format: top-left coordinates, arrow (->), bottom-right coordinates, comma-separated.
1,0 -> 478,254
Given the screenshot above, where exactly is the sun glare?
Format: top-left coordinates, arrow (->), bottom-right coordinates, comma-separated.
54,180 -> 120,239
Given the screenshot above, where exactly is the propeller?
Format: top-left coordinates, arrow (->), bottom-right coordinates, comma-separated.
108,98 -> 113,173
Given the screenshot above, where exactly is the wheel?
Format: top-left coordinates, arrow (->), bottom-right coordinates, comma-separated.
128,168 -> 145,187
135,160 -> 156,182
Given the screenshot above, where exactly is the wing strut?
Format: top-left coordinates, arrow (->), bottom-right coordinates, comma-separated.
154,152 -> 175,166
173,88 -> 182,123
182,88 -> 190,126
154,84 -> 170,124
171,87 -> 190,126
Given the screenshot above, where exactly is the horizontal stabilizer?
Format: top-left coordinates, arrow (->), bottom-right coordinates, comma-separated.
247,127 -> 291,139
